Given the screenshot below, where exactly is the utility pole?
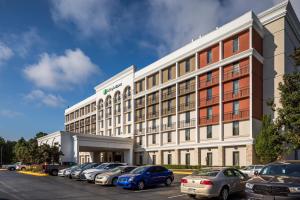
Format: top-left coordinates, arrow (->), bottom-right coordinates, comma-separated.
0,146 -> 3,166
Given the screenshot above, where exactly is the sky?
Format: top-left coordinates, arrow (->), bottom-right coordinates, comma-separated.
0,0 -> 299,141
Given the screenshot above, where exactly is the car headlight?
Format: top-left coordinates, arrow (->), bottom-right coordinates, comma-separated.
128,177 -> 134,182
245,183 -> 254,190
289,187 -> 300,193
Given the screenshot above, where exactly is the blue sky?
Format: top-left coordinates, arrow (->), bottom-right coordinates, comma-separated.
0,0 -> 299,141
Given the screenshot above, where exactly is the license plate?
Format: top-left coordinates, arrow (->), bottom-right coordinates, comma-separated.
188,188 -> 196,193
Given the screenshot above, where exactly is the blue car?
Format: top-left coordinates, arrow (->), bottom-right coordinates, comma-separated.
117,165 -> 174,190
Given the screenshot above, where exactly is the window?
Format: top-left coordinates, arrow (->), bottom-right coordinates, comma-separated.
233,151 -> 240,166
167,116 -> 172,127
186,153 -> 191,165
117,115 -> 121,124
127,100 -> 131,108
207,125 -> 212,139
206,152 -> 212,166
167,87 -> 172,95
139,81 -> 143,92
168,68 -> 172,80
152,119 -> 156,129
207,107 -> 212,119
109,118 -> 112,126
152,105 -> 156,115
233,80 -> 239,95
185,58 -> 190,72
139,137 -> 142,145
108,129 -> 111,136
207,71 -> 212,82
139,123 -> 142,131
128,112 -> 131,121
233,121 -> 239,136
152,93 -> 156,102
185,94 -> 190,106
167,154 -> 172,165
139,154 -> 143,165
207,88 -> 212,100
207,49 -> 212,64
167,100 -> 172,111
128,125 -> 131,134
153,75 -> 156,86
167,132 -> 172,143
185,129 -> 190,141
233,63 -> 240,74
233,36 -> 239,53
185,111 -> 190,123
233,101 -> 239,115
152,155 -> 156,165
152,134 -> 156,144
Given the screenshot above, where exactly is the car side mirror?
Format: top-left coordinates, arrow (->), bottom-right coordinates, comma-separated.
254,171 -> 259,176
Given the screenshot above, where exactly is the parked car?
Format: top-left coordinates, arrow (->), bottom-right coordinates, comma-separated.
16,163 -> 31,171
181,168 -> 248,200
82,163 -> 126,182
65,163 -> 90,178
245,160 -> 300,200
95,166 -> 136,185
43,162 -> 76,176
3,162 -> 22,171
117,165 -> 174,190
70,163 -> 100,179
58,165 -> 79,177
240,165 -> 264,177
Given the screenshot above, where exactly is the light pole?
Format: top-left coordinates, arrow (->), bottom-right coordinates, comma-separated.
0,146 -> 3,166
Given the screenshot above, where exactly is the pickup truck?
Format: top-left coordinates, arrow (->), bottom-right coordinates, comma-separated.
2,162 -> 30,171
42,162 -> 76,176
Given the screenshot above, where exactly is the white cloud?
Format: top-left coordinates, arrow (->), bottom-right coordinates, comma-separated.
0,109 -> 22,118
16,28 -> 43,57
51,0 -> 117,37
24,90 -> 65,108
0,42 -> 13,65
23,48 -> 99,90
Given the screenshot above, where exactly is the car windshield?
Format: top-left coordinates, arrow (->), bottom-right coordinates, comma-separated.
192,169 -> 219,177
95,163 -> 110,169
110,167 -> 122,173
82,163 -> 96,170
130,166 -> 148,174
260,164 -> 300,177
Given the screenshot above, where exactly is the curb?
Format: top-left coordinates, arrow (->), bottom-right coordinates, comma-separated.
18,171 -> 48,177
0,169 -> 7,171
172,170 -> 194,175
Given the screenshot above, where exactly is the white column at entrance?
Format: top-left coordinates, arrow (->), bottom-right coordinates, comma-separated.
124,148 -> 133,165
73,135 -> 79,164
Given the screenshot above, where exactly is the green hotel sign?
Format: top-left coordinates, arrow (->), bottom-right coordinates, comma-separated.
102,83 -> 122,95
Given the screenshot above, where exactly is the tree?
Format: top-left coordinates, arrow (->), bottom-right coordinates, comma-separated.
255,115 -> 283,164
14,138 -> 30,163
34,132 -> 47,139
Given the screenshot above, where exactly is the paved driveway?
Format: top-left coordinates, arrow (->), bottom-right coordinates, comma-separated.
0,170 -> 245,200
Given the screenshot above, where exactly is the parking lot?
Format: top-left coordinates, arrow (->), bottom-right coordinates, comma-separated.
0,170 -> 245,200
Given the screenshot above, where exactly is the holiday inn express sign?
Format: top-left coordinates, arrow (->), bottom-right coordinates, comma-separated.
103,83 -> 122,95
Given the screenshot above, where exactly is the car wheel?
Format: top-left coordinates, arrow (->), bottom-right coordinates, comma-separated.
51,170 -> 58,176
219,187 -> 229,200
137,181 -> 145,190
112,177 -> 118,186
187,194 -> 196,199
165,177 -> 172,186
9,167 -> 16,171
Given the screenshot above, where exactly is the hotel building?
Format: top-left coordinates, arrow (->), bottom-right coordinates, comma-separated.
38,1 -> 300,166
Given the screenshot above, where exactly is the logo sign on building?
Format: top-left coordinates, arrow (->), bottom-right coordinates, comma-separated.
103,83 -> 122,95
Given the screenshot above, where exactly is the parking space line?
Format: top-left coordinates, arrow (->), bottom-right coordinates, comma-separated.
167,194 -> 186,199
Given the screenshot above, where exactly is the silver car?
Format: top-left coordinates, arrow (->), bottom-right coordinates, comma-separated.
240,165 -> 264,177
95,166 -> 136,185
83,163 -> 126,182
181,168 -> 248,200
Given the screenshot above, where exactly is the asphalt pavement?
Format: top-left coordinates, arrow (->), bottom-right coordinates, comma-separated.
0,170 -> 246,200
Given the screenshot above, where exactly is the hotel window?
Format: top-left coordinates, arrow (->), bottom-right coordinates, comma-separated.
207,71 -> 212,82
185,153 -> 191,165
167,87 -> 172,95
207,49 -> 212,64
152,155 -> 156,165
233,80 -> 239,95
152,74 -> 156,86
207,107 -> 213,119
139,81 -> 143,92
167,100 -> 172,111
185,111 -> 190,123
139,137 -> 142,145
167,132 -> 172,143
108,129 -> 111,136
117,115 -> 121,124
152,119 -> 156,129
233,63 -> 240,74
128,125 -> 131,134
233,121 -> 239,136
233,101 -> 239,115
108,118 -> 112,126
139,123 -> 142,131
152,134 -> 156,144
152,93 -> 156,102
233,36 -> 239,53
168,68 -> 172,80
139,109 -> 142,118
233,151 -> 240,166
185,94 -> 190,106
185,58 -> 190,72
206,152 -> 213,166
167,154 -> 172,165
207,88 -> 212,100
139,154 -> 143,165
207,125 -> 212,139
185,129 -> 190,141
167,116 -> 172,127
127,100 -> 131,109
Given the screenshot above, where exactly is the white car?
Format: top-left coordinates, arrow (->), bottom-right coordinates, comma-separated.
82,163 -> 125,182
240,165 -> 264,177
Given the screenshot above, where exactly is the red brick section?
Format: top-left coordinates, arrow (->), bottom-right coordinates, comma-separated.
252,29 -> 263,55
198,43 -> 219,68
252,57 -> 263,120
199,105 -> 219,126
223,30 -> 249,59
198,85 -> 219,108
223,98 -> 249,122
198,69 -> 219,89
223,58 -> 249,82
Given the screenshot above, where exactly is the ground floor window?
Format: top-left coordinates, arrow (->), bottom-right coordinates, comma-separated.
167,154 -> 172,165
152,154 -> 156,165
206,152 -> 212,166
185,153 -> 190,165
233,151 -> 240,166
139,154 -> 143,165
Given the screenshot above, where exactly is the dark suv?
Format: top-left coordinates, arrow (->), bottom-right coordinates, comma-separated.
245,160 -> 300,200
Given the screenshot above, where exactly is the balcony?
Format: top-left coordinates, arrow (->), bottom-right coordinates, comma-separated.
223,87 -> 249,102
135,128 -> 145,135
147,95 -> 159,105
178,83 -> 196,95
178,102 -> 195,112
162,107 -> 176,116
223,109 -> 249,122
135,115 -> 145,122
178,119 -> 196,128
199,95 -> 219,108
135,101 -> 145,109
147,126 -> 159,134
199,115 -> 219,126
147,112 -> 159,119
198,76 -> 219,89
161,90 -> 176,101
161,123 -> 176,132
223,64 -> 249,82
114,109 -> 121,115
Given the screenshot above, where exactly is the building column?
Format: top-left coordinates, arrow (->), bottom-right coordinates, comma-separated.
246,144 -> 256,166
194,148 -> 200,166
73,135 -> 79,164
218,146 -> 224,166
157,150 -> 163,165
124,148 -> 133,165
174,149 -> 180,165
